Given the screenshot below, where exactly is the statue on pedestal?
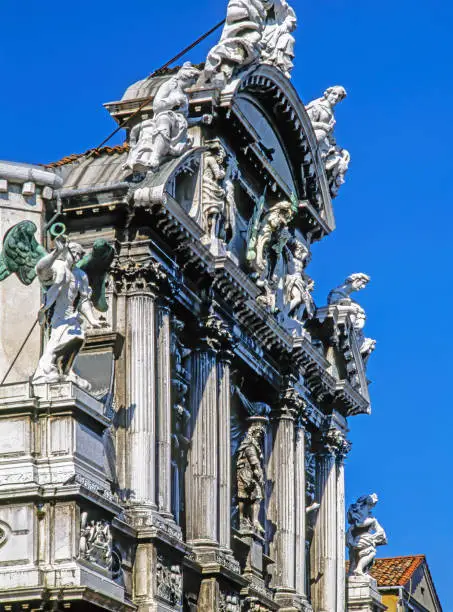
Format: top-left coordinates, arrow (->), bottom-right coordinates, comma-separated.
283,239 -> 315,325
124,63 -> 201,173
306,86 -> 350,198
347,494 -> 387,576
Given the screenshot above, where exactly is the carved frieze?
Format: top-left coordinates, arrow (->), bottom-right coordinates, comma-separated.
156,553 -> 183,605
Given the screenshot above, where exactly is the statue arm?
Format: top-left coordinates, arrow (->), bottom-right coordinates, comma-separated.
35,238 -> 66,283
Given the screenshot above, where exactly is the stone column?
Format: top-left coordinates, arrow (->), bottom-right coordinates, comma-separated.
156,299 -> 173,519
295,419 -> 309,604
126,292 -> 157,507
311,428 -> 350,612
336,458 -> 346,610
186,316 -> 220,547
268,385 -> 306,609
217,343 -> 234,551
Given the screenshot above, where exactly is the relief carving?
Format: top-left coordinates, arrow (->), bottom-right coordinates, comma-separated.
156,553 -> 182,605
79,512 -> 114,571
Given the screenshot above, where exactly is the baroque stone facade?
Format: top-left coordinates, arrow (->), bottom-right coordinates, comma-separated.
0,2 -> 379,611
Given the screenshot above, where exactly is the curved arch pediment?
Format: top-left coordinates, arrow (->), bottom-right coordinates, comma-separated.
217,64 -> 336,238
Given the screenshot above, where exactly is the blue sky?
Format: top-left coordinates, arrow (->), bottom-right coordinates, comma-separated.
1,0 -> 452,607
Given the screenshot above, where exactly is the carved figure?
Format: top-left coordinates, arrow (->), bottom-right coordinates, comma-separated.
306,86 -> 350,197
32,235 -> 114,390
328,273 -> 376,364
124,63 -> 200,173
0,220 -> 47,286
262,1 -> 297,78
79,512 -> 114,570
236,421 -> 266,533
283,240 -> 315,322
347,494 -> 387,576
202,143 -> 227,240
203,0 -> 274,85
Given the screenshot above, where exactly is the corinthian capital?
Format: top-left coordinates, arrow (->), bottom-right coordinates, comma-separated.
197,312 -> 235,353
111,257 -> 174,297
320,428 -> 352,460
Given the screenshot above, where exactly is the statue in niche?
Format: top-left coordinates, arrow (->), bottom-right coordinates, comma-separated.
232,385 -> 270,534
347,494 -> 387,576
80,513 -> 114,571
306,86 -> 350,198
328,273 -> 376,364
283,239 -> 315,326
0,221 -> 114,391
202,142 -> 228,241
262,1 -> 297,78
236,421 -> 266,533
124,63 -> 201,173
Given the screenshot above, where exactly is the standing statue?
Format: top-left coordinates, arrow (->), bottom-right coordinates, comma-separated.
236,421 -> 266,533
202,143 -> 227,240
347,494 -> 387,576
283,240 -> 315,323
328,273 -> 376,365
124,63 -> 201,173
306,86 -> 350,198
262,1 -> 297,78
32,235 -> 113,390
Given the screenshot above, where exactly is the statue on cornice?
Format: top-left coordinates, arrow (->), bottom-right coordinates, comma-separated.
347,494 -> 387,576
203,0 -> 297,86
124,63 -> 200,173
306,86 -> 350,198
262,1 -> 297,78
283,239 -> 315,325
328,273 -> 376,365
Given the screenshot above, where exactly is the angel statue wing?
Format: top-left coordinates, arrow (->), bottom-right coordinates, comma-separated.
77,239 -> 115,312
0,221 -> 47,286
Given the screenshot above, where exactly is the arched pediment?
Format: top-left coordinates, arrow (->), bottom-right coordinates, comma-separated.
216,64 -> 336,240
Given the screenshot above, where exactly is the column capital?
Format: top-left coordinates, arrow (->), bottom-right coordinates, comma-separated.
112,256 -> 176,298
277,381 -> 308,422
197,311 -> 236,355
318,427 -> 352,460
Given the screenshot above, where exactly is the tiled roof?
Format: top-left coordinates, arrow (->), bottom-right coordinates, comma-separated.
45,143 -> 129,168
369,555 -> 425,587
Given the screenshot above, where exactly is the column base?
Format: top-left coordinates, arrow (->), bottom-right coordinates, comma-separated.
347,575 -> 387,612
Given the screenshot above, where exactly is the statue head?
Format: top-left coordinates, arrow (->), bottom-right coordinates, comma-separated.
346,273 -> 370,293
67,242 -> 85,266
324,86 -> 347,107
177,62 -> 201,88
347,493 -> 378,525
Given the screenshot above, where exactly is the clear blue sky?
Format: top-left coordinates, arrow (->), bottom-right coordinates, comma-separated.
1,0 -> 452,607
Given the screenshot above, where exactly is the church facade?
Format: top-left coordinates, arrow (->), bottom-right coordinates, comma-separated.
0,2 -> 380,611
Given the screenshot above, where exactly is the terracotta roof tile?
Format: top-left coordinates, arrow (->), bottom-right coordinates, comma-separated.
368,555 -> 425,587
45,143 -> 129,168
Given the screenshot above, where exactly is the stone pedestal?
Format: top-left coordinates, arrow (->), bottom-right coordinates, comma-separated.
346,575 -> 387,612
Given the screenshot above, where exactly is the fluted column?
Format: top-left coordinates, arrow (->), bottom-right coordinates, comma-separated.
311,428 -> 350,612
295,419 -> 309,602
127,293 -> 157,506
186,317 -> 220,546
156,300 -> 173,518
217,344 -> 234,551
336,458 -> 346,610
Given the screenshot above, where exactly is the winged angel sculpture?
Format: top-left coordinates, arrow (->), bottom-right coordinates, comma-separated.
0,221 -> 114,391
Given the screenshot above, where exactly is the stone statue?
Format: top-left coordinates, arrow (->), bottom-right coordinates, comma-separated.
328,273 -> 376,364
283,240 -> 315,322
124,63 -> 200,173
306,86 -> 350,197
203,0 -> 274,85
262,1 -> 297,78
80,513 -> 114,571
202,143 -> 227,240
236,421 -> 266,533
347,494 -> 387,576
32,235 -> 114,390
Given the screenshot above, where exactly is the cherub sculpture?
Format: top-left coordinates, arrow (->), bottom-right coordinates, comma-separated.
124,62 -> 201,173
347,494 -> 387,576
328,273 -> 376,364
0,221 -> 114,391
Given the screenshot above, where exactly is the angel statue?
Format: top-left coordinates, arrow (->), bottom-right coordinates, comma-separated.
347,494 -> 387,576
0,221 -> 114,391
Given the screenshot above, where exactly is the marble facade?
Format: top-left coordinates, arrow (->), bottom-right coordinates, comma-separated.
0,2 -> 380,611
